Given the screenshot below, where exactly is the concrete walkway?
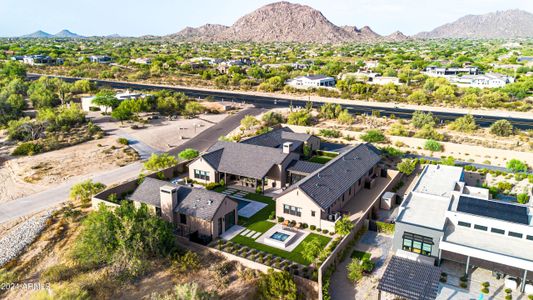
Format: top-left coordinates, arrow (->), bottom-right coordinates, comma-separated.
220,225 -> 245,241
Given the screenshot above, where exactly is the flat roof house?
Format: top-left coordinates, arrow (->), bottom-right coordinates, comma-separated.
393,164 -> 533,291
81,90 -> 148,112
89,55 -> 112,64
450,73 -> 515,88
22,55 -> 63,66
274,143 -> 382,232
188,128 -> 320,191
286,75 -> 336,89
128,177 -> 238,242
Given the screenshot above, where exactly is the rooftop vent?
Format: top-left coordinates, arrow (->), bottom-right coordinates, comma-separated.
208,200 -> 213,205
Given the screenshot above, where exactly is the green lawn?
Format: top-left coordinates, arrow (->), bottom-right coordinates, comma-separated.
308,155 -> 333,164
231,233 -> 331,265
212,186 -> 227,193
247,220 -> 275,233
351,250 -> 371,260
239,193 -> 275,228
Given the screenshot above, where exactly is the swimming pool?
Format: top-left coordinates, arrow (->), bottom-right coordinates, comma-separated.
237,199 -> 251,210
270,232 -> 290,242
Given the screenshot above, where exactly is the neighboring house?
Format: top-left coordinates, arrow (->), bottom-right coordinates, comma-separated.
130,57 -> 152,65
189,57 -> 223,65
22,55 -> 63,66
10,56 -> 23,61
424,66 -> 480,77
517,56 -> 533,63
81,91 -> 148,112
89,55 -> 112,64
393,164 -> 533,290
339,71 -> 380,81
128,177 -> 238,241
449,73 -> 515,88
188,128 -> 320,190
371,76 -> 401,85
286,75 -> 336,89
274,143 -> 382,231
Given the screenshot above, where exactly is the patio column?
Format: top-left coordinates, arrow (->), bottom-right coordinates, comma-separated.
438,249 -> 442,266
522,270 -> 528,293
262,177 -> 265,194
465,256 -> 470,276
224,173 -> 227,186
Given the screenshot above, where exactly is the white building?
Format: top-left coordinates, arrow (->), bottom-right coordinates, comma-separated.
450,73 -> 515,88
393,164 -> 533,293
22,55 -> 63,66
89,55 -> 112,64
81,91 -> 148,112
130,58 -> 152,65
286,75 -> 336,89
424,66 -> 480,77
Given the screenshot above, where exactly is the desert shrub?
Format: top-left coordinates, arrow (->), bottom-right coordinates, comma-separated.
448,114 -> 477,132
41,264 -> 74,283
117,137 -> 129,145
172,251 -> 201,274
414,124 -> 444,140
12,141 -> 43,156
257,269 -> 297,300
506,159 -> 528,173
397,158 -> 417,175
70,180 -> 106,204
518,193 -> 530,204
490,119 -> 514,136
319,129 -> 342,138
380,146 -> 403,158
411,111 -> 437,129
150,283 -> 217,300
360,130 -> 385,143
424,139 -> 443,152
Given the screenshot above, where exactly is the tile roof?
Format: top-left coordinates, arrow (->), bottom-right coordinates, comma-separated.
201,141 -> 292,179
277,143 -> 381,210
286,160 -> 324,175
378,256 -> 441,300
241,127 -> 315,149
128,177 -> 233,221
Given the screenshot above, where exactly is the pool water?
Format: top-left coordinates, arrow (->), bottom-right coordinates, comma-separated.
237,199 -> 251,210
270,232 -> 290,242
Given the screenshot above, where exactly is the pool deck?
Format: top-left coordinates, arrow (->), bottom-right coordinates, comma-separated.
255,224 -> 309,252
231,194 -> 268,218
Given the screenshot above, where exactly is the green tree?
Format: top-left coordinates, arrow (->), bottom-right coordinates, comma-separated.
397,159 -> 417,175
360,130 -> 386,143
240,115 -> 260,131
506,159 -> 528,173
300,238 -> 322,264
335,216 -> 354,236
448,115 -> 477,133
92,90 -> 120,113
440,156 -> 456,166
257,269 -> 297,300
319,103 -> 342,119
347,258 -> 364,283
261,111 -> 285,126
287,110 -> 312,126
424,139 -> 443,152
337,109 -> 354,125
184,101 -> 204,118
407,90 -> 428,104
73,79 -> 93,93
414,124 -> 444,141
111,105 -> 133,123
144,153 -> 178,172
411,111 -> 437,129
489,120 -> 514,137
70,180 -> 106,204
387,123 -> 409,137
178,148 -> 199,160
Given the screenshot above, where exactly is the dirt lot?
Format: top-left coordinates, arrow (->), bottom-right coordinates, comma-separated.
0,134 -> 138,204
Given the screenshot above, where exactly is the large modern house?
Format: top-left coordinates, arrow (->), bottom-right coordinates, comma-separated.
393,164 -> 533,292
128,177 -> 238,241
286,75 -> 336,89
188,128 -> 320,190
81,91 -> 148,112
275,143 -> 382,231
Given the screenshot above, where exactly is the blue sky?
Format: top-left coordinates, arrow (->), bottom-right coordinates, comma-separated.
2,0 -> 532,37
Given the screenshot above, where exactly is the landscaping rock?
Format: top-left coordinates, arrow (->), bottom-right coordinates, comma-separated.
0,211 -> 52,267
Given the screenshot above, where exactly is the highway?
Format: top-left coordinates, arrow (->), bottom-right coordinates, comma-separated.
27,74 -> 533,130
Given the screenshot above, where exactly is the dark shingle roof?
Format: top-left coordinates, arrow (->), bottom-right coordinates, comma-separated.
128,177 -> 233,221
129,177 -> 170,207
202,141 -> 291,179
277,143 -> 381,210
287,160 -> 324,175
378,256 -> 441,300
241,127 -> 315,149
457,196 -> 529,225
175,187 -> 231,221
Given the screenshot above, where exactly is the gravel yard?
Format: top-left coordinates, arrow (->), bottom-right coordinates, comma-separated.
0,211 -> 52,267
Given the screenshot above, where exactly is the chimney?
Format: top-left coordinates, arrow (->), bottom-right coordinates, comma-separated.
283,142 -> 293,154
160,186 -> 178,223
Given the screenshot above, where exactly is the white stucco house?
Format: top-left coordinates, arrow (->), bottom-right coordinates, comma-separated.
286,75 -> 336,89
81,91 -> 148,112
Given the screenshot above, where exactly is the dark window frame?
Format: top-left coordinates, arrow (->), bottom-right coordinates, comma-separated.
458,221 -> 471,228
474,224 -> 488,231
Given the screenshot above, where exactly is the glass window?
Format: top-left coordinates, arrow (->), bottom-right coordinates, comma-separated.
422,243 -> 432,255
311,211 -> 315,217
509,231 -> 523,238
527,235 -> 533,241
474,225 -> 488,231
412,241 -> 422,254
491,228 -> 505,235
458,221 -> 471,228
402,239 -> 412,251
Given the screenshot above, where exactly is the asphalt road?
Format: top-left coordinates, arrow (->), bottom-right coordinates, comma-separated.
0,107 -> 263,225
27,74 -> 533,130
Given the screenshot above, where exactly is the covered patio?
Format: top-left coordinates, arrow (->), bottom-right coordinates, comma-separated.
378,256 -> 441,300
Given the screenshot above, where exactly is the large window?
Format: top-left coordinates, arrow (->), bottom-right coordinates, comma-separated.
458,221 -> 471,228
194,169 -> 210,181
474,224 -> 488,231
402,232 -> 434,256
283,204 -> 302,217
491,228 -> 505,235
508,231 -> 523,238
